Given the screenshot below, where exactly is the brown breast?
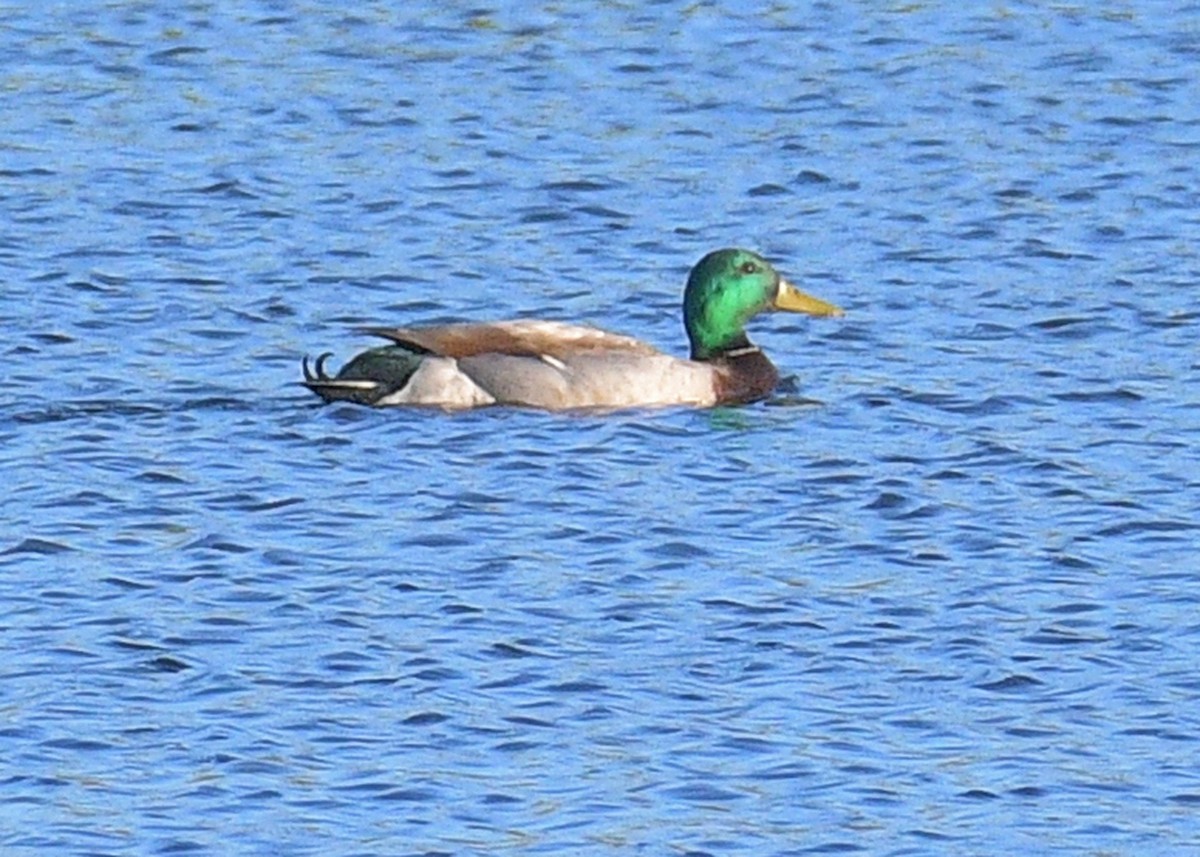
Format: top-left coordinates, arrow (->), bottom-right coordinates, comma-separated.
711,348 -> 780,405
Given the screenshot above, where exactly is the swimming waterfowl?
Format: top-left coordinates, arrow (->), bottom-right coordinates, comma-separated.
301,248 -> 842,410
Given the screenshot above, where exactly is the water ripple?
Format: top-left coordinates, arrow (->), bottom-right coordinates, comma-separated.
2,2 -> 1200,856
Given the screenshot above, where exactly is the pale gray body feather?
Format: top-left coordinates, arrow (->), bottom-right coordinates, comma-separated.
459,351 -> 719,409
378,349 -> 719,410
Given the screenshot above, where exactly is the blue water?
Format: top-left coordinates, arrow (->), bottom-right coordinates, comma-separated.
3,2 -> 1200,855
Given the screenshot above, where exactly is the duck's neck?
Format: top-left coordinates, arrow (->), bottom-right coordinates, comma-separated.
705,340 -> 781,405
690,331 -> 751,362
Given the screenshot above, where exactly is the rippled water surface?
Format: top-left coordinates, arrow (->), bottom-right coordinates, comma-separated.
4,2 -> 1200,855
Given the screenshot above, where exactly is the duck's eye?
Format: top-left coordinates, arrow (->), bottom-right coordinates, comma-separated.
740,261 -> 759,274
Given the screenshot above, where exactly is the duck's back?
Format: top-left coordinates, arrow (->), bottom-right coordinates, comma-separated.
367,320 -> 654,359
338,320 -> 715,410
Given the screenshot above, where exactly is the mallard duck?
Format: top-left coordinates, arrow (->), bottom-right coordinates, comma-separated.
301,248 -> 842,410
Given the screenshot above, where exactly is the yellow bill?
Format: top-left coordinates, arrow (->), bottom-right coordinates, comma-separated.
773,278 -> 844,317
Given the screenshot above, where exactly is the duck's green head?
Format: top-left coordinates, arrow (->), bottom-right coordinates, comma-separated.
683,248 -> 843,360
